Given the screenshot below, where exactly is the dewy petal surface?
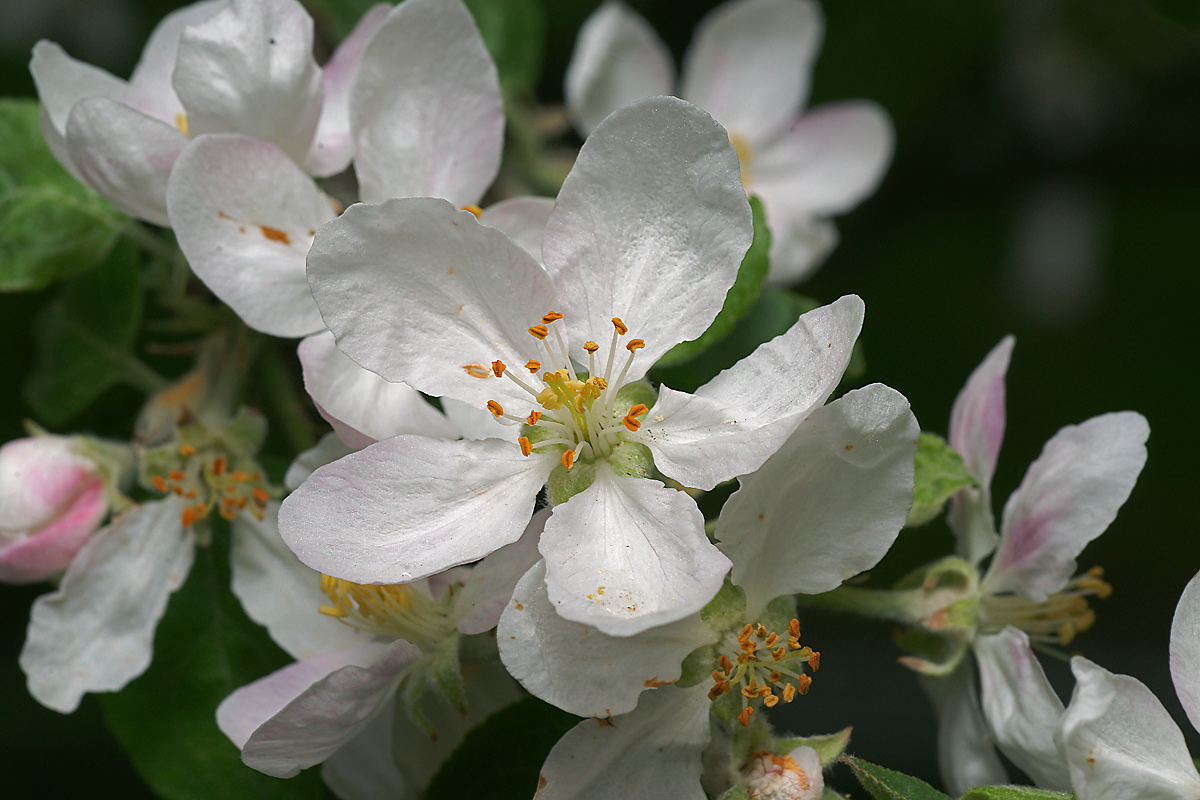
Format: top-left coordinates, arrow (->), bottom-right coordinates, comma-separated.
947,336 -> 1014,566
634,294 -> 863,491
542,96 -> 752,374
539,461 -> 730,636
975,628 -> 1070,791
563,1 -> 675,136
1060,657 -> 1200,800
307,197 -> 558,410
537,684 -> 711,800
680,0 -> 823,145
718,384 -> 919,617
1169,570 -> 1200,734
168,134 -> 333,337
172,0 -> 323,163
926,662 -> 1008,795
298,331 -> 458,449
454,509 -> 548,636
279,435 -> 555,584
350,0 -> 503,205
19,498 -> 195,713
984,411 -> 1149,601
498,561 -> 715,717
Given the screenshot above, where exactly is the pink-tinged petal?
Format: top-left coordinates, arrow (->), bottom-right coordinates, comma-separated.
761,216 -> 838,286
477,196 -> 556,264
455,509 -> 548,635
947,336 -> 1014,566
984,411 -> 1149,601
230,503 -> 372,661
717,384 -> 919,617
350,0 -> 503,205
543,96 -> 751,375
172,0 -> 323,163
127,0 -> 225,123
633,295 -> 863,491
19,498 -> 195,713
229,640 -> 418,778
1060,657 -> 1200,800
298,332 -> 458,449
536,684 -> 711,800
925,662 -> 1008,795
1170,570 -> 1200,734
563,1 -> 675,136
540,462 -> 730,636
680,0 -> 823,145
319,699 -> 406,800
304,4 -> 390,178
0,478 -> 105,584
306,197 -> 559,411
975,629 -> 1070,791
498,561 -> 714,717
284,433 -> 354,492
0,436 -> 101,536
279,435 -> 556,584
167,134 -> 333,336
64,97 -> 187,226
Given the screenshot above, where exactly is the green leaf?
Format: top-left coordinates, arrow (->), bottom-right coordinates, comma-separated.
422,695 -> 581,800
906,433 -> 979,527
99,529 -> 323,800
0,98 -> 124,292
654,196 -> 772,370
959,789 -> 1074,800
23,238 -> 149,425
839,755 -> 952,800
464,0 -> 545,95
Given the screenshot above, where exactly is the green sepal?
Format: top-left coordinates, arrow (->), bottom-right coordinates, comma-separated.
654,196 -> 771,369
547,458 -> 595,505
73,434 -> 136,512
773,727 -> 853,766
401,664 -> 438,739
138,407 -> 271,494
614,380 -> 658,415
428,632 -> 468,717
839,755 -> 952,800
958,788 -> 1075,800
607,440 -> 653,479
702,579 -> 749,635
906,433 -> 979,528
716,787 -> 751,800
463,0 -> 545,95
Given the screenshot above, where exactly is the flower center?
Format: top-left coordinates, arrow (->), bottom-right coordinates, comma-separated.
709,618 -> 820,727
150,445 -> 271,528
743,750 -> 822,800
729,132 -> 753,188
485,312 -> 650,469
318,576 -> 458,651
175,112 -> 189,137
979,566 -> 1111,645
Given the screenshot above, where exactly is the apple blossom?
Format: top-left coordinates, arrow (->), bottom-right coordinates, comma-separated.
565,0 -> 893,283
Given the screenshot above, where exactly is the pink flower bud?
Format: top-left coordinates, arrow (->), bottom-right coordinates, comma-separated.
0,437 -> 108,583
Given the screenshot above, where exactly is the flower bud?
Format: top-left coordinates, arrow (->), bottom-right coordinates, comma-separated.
0,437 -> 108,583
742,745 -> 824,800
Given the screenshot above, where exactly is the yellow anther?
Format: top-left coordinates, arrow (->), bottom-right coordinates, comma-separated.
528,324 -> 549,340
612,317 -> 628,335
518,437 -> 532,457
525,359 -> 541,373
487,400 -> 504,417
492,360 -> 506,378
583,341 -> 599,353
625,338 -> 645,352
318,604 -> 348,618
783,684 -> 797,703
527,411 -> 542,425
764,693 -> 780,708
536,387 -> 562,410
460,205 -> 483,218
175,112 -> 189,136
561,450 -> 575,470
741,684 -> 758,699
542,311 -> 565,323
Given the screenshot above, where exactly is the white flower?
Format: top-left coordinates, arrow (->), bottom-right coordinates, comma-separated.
496,385 -> 918,799
1055,570 -> 1200,800
281,95 -> 871,636
564,0 -> 893,284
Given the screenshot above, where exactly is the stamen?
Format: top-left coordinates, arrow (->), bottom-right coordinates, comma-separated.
487,400 -> 504,417
525,359 -> 541,373
561,450 -> 575,470
527,411 -> 541,425
529,324 -> 549,340
625,339 -> 645,352
583,341 -> 599,353
179,444 -> 197,457
492,360 -> 506,378
518,437 -> 532,456
738,707 -> 754,726
542,311 -> 565,323
612,317 -> 628,335
212,456 -> 226,476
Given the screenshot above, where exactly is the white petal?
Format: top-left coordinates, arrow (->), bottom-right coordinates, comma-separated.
440,398 -> 519,442
983,411 -> 1149,601
320,700 -> 406,800
167,133 -> 332,336
64,97 -> 187,226
680,0 -> 823,144
235,640 -> 418,778
1170,570 -> 1200,735
230,503 -> 373,661
30,40 -> 131,141
717,384 -> 918,617
563,1 -> 675,136
1060,657 -> 1200,800
285,432 -> 354,491
298,331 -> 458,448
762,215 -> 838,286
19,498 -> 195,713
306,197 -> 559,411
925,662 -> 1008,794
350,0 -> 503,205
304,4 -> 390,178
634,294 -> 863,491
477,196 -> 556,264
498,561 -> 714,717
947,336 -> 1014,566
279,435 -> 555,584
127,1 -> 225,123
539,462 -> 730,636
173,0 -> 323,162
455,509 -> 548,635
537,684 -> 711,800
542,96 -> 752,375
975,629 -> 1070,791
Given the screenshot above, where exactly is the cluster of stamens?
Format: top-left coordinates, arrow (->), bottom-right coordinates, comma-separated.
150,445 -> 271,527
483,312 -> 650,468
980,566 -> 1112,646
318,575 -> 457,652
709,619 -> 820,726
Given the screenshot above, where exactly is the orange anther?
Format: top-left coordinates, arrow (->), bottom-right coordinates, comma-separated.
718,655 -> 733,675
764,693 -> 780,708
768,670 -> 782,683
583,341 -> 599,353
487,400 -> 504,417
185,488 -> 198,499
798,674 -> 812,694
764,633 -> 779,647
219,506 -> 237,521
809,651 -> 820,671
611,317 -> 628,335
212,456 -> 227,475
625,338 -> 645,352
179,444 -> 197,457
518,437 -> 532,457
181,507 -> 196,527
788,636 -> 802,650
772,646 -> 787,661
168,470 -> 185,482
460,204 -> 483,218
712,670 -> 726,682
741,685 -> 758,698
783,684 -> 797,703
756,624 -> 767,637
172,486 -> 184,496
525,360 -> 541,373
628,403 -> 648,418
788,619 -> 801,638
561,450 -> 575,470
708,683 -> 727,701
737,707 -> 754,727
492,360 -> 506,378
527,411 -> 542,425
528,324 -> 549,340
738,624 -> 753,642
152,475 -> 168,493
250,472 -> 261,482
231,470 -> 249,482
622,416 -> 641,432
542,311 -> 564,323
252,488 -> 270,503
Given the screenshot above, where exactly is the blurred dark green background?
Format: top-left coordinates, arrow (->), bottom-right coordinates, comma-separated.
1,0 -> 1198,795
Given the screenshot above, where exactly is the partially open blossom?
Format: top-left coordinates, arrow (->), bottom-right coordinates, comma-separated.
0,436 -> 109,584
